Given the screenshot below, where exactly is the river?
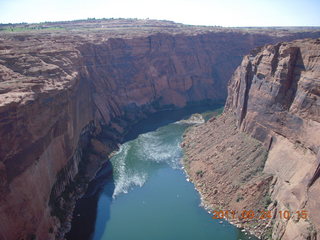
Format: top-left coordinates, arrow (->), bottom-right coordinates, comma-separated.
66,104 -> 258,240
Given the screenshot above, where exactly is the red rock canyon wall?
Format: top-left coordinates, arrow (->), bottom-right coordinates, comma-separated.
225,38 -> 320,239
1,30 -> 320,240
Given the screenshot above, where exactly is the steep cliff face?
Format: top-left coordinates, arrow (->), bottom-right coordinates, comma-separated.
0,62 -> 95,239
79,32 -> 320,131
1,25 -> 320,240
226,39 -> 320,149
226,38 -> 320,239
183,38 -> 320,239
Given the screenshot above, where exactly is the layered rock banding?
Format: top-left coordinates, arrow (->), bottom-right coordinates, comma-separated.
1,19 -> 320,240
183,38 -> 320,239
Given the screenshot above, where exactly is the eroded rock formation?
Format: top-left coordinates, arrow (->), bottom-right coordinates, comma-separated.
183,38 -> 320,239
1,20 -> 320,240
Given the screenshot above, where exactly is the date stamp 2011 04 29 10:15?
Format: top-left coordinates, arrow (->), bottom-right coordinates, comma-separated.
211,210 -> 308,220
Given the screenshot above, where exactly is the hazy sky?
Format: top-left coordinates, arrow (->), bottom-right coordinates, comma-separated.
1,0 -> 319,26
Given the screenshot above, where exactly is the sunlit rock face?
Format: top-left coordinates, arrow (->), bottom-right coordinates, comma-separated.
0,20 -> 320,240
183,38 -> 320,239
225,38 -> 320,239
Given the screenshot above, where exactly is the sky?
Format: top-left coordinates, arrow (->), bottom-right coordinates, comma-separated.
0,0 -> 319,27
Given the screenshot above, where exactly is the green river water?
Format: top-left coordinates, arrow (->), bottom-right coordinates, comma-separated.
67,105 -> 258,240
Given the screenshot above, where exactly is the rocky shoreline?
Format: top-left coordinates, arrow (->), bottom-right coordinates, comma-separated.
182,113 -> 273,239
182,38 -> 320,240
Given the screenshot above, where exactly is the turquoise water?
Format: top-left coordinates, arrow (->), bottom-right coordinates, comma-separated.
88,110 -> 257,240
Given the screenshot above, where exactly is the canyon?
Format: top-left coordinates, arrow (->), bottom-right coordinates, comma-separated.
183,38 -> 320,239
0,19 -> 320,240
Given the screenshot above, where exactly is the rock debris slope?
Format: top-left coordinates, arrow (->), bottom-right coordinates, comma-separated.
183,38 -> 320,239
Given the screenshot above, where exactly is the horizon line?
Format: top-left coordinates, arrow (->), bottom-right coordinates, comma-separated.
0,17 -> 319,28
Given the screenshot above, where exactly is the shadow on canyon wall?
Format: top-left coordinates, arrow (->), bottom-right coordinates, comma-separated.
65,160 -> 115,240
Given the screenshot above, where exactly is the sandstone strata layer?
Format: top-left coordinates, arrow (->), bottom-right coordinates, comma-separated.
183,38 -> 320,239
1,20 -> 320,240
